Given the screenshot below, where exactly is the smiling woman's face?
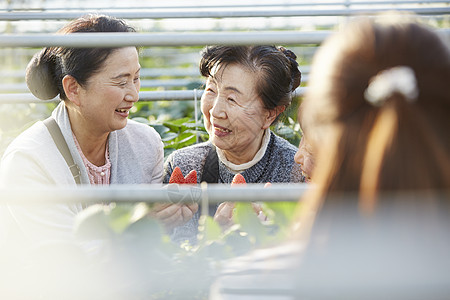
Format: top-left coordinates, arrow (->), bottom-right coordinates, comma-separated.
201,63 -> 272,164
76,47 -> 141,135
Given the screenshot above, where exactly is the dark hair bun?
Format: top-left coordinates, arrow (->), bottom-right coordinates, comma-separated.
278,46 -> 302,92
25,49 -> 59,100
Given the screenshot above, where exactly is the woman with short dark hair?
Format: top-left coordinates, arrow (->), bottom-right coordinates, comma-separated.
164,45 -> 304,243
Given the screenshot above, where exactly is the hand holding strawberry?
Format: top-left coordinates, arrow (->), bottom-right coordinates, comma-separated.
214,173 -> 269,228
214,173 -> 246,229
151,167 -> 199,232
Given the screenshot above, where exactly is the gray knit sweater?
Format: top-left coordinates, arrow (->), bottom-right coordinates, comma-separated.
163,131 -> 303,244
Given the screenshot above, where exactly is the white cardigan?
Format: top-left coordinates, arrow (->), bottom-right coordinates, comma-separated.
0,101 -> 164,247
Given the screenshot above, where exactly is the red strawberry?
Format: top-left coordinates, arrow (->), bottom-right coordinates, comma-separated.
184,170 -> 198,184
231,173 -> 246,186
169,166 -> 185,184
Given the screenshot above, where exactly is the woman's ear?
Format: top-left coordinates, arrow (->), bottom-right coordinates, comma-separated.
262,105 -> 286,129
62,75 -> 81,106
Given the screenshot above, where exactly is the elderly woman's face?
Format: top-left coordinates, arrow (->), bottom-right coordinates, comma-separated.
76,47 -> 140,134
201,64 -> 272,162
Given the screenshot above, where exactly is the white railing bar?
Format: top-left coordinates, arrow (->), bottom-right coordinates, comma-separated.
0,76 -> 310,92
0,93 -> 58,104
194,88 -> 199,143
0,68 -> 202,79
2,29 -> 449,48
140,68 -> 200,77
0,78 -> 311,93
138,90 -> 207,101
140,79 -> 202,88
0,31 -> 331,48
0,184 -> 309,204
4,1 -> 449,12
0,79 -> 205,92
0,67 -> 311,79
0,7 -> 449,21
0,90 -> 201,104
0,48 -> 197,58
0,88 -> 306,104
0,83 -> 28,92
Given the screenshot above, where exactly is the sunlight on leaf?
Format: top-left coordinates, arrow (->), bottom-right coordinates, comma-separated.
203,216 -> 222,241
73,204 -> 112,240
108,204 -> 135,234
233,203 -> 266,245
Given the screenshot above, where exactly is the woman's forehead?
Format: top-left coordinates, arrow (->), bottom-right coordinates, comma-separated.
211,64 -> 254,84
101,47 -> 140,74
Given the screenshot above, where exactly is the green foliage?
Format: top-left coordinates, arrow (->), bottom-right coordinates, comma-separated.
132,115 -> 208,158
272,117 -> 302,147
72,198 -> 301,299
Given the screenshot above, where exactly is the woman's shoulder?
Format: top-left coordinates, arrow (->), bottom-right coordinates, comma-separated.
2,121 -> 50,155
166,141 -> 212,164
268,132 -> 299,164
0,120 -> 68,185
266,131 -> 304,183
163,141 -> 212,183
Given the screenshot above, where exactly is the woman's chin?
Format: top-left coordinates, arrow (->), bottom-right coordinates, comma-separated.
110,118 -> 128,132
301,171 -> 312,183
210,137 -> 228,151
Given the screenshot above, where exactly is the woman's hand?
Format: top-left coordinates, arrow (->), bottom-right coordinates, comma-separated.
251,202 -> 268,222
214,202 -> 267,230
213,202 -> 235,229
180,202 -> 199,225
150,202 -> 198,232
214,175 -> 268,229
152,166 -> 199,231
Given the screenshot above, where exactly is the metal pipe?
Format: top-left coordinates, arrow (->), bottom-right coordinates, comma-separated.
0,184 -> 309,204
0,66 -> 310,79
0,80 -> 201,92
3,1 -> 449,12
2,29 -> 448,48
0,76 -> 310,92
0,90 -> 202,103
0,87 -> 306,104
0,31 -> 331,48
0,7 -> 449,21
0,68 -> 202,79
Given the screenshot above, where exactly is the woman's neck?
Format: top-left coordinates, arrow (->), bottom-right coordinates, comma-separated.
222,130 -> 266,165
67,107 -> 109,166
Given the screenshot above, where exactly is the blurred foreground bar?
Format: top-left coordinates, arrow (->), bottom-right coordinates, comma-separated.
0,183 -> 310,205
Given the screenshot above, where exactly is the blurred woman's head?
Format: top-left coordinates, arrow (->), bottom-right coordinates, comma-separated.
199,45 -> 301,163
301,15 -> 450,210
